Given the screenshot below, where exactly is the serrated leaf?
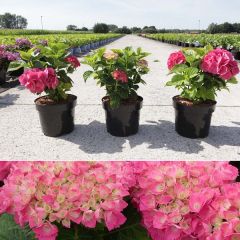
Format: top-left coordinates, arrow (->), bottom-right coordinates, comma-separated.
0,214 -> 36,240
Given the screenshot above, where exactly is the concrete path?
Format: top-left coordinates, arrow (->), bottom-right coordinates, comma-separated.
0,35 -> 240,161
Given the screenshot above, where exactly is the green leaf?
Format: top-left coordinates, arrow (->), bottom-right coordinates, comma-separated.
184,67 -> 199,78
18,50 -> 32,61
7,61 -> 25,72
0,214 -> 36,240
83,70 -> 94,82
228,77 -> 238,84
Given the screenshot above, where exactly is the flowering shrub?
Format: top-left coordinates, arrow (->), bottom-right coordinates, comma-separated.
9,43 -> 80,101
167,46 -> 239,102
131,161 -> 239,240
0,161 -> 239,240
83,47 -> 150,108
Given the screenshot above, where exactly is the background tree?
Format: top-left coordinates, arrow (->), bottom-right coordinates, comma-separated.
107,24 -> 118,32
142,26 -> 158,33
66,25 -> 77,31
131,27 -> 142,33
0,13 -> 27,29
93,23 -> 109,33
76,27 -> 89,32
114,26 -> 132,34
207,22 -> 240,33
16,15 -> 27,29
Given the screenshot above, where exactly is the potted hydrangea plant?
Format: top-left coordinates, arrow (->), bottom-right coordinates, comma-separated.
9,42 -> 80,137
83,47 -> 150,137
167,46 -> 239,138
0,45 -> 20,84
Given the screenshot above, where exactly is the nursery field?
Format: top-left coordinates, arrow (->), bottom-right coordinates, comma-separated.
0,35 -> 240,160
0,31 -> 121,48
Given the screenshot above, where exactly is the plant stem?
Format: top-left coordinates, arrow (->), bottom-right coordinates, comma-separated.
74,224 -> 79,240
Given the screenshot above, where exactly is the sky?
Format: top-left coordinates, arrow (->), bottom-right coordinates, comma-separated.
0,0 -> 240,30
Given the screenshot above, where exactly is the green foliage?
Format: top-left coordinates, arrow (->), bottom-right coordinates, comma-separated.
0,214 -> 35,240
83,47 -> 150,108
166,46 -> 238,102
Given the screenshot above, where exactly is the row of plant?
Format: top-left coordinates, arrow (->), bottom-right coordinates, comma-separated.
0,33 -> 122,48
143,33 -> 240,60
7,41 -> 239,139
0,29 -> 91,36
0,161 -> 239,240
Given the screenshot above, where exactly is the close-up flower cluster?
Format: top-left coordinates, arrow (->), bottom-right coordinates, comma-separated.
0,162 -> 239,240
131,162 -> 239,240
0,162 -> 135,240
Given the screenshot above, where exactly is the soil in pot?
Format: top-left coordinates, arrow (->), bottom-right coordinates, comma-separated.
102,96 -> 143,137
35,94 -> 77,137
173,96 -> 216,139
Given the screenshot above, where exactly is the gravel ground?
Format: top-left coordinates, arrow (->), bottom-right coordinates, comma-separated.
0,35 -> 240,161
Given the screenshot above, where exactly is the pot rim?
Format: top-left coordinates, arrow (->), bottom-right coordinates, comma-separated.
102,95 -> 143,105
173,95 -> 217,107
35,94 -> 77,106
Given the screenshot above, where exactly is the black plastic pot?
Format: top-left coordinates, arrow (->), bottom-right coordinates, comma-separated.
173,96 -> 216,139
102,96 -> 143,137
0,67 -> 7,85
231,50 -> 240,60
35,94 -> 77,137
9,67 -> 24,77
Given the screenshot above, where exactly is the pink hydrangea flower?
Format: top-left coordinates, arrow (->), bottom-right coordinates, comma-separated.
201,48 -> 240,80
65,56 -> 80,68
19,68 -> 47,93
43,68 -> 59,89
33,222 -> 58,240
19,68 -> 60,94
167,51 -> 186,70
112,70 -> 128,83
0,162 -> 12,181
